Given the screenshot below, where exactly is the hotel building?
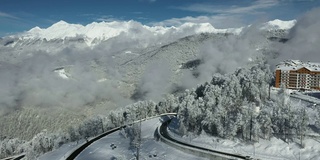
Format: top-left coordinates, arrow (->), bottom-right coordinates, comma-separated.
275,60 -> 320,90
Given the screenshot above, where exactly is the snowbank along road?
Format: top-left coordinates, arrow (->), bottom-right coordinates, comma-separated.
158,118 -> 252,160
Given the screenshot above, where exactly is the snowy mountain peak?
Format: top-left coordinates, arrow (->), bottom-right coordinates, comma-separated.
18,20 -> 241,47
263,19 -> 296,30
11,19 -> 296,47
46,20 -> 82,31
52,20 -> 69,26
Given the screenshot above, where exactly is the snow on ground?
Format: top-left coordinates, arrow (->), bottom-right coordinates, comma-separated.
271,87 -> 320,105
167,124 -> 320,160
38,140 -> 86,160
39,89 -> 320,160
163,88 -> 320,160
76,117 -> 208,160
40,117 -> 208,160
263,19 -> 296,30
20,20 -> 237,47
271,87 -> 320,125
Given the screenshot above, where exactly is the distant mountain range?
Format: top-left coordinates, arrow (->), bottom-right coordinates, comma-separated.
1,19 -> 295,47
0,19 -> 296,140
0,19 -> 295,103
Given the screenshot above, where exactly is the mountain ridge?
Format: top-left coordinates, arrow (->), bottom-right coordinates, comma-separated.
3,19 -> 295,47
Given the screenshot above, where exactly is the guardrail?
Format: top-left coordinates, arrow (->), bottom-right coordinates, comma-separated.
1,113 -> 177,160
0,154 -> 25,160
65,126 -> 122,160
290,94 -> 320,105
65,113 -> 177,160
158,118 -> 251,160
3,113 -> 250,160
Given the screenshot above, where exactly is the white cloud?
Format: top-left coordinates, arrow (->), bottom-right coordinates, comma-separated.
175,0 -> 279,14
227,0 -> 279,14
158,0 -> 281,29
153,15 -> 246,29
96,15 -> 122,22
272,7 -> 320,63
0,11 -> 18,19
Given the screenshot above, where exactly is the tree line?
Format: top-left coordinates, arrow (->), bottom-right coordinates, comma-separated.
1,57 -> 320,159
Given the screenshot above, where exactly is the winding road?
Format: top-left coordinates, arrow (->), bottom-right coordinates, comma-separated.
158,118 -> 250,160
67,113 -> 251,160
3,113 -> 251,160
65,113 -> 177,159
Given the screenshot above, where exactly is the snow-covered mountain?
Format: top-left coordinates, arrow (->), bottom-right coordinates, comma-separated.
1,19 -> 295,48
0,19 -> 296,106
0,19 -> 296,111
11,20 -> 241,47
263,19 -> 296,30
0,19 -> 295,140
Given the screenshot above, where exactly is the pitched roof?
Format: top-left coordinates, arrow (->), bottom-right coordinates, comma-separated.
276,60 -> 320,72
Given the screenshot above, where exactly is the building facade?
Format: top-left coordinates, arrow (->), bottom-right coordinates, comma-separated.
275,60 -> 320,90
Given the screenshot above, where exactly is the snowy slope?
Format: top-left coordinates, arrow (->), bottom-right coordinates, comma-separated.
0,19 -> 295,141
38,117 -> 208,160
17,20 -> 241,47
0,32 -> 226,141
167,113 -> 320,160
75,117 -> 208,160
3,19 -> 295,47
262,19 -> 296,31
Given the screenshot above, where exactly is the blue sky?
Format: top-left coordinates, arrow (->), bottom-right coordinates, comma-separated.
0,0 -> 319,36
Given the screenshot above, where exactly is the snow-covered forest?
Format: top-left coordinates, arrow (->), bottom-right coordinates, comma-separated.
176,58 -> 317,144
2,56 -> 320,159
1,7 -> 320,160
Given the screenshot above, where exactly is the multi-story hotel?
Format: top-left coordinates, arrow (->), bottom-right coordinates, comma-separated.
275,60 -> 320,90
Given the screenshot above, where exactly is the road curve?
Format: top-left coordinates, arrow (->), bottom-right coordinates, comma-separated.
158,118 -> 251,160
65,126 -> 122,160
65,113 -> 177,160
3,113 -> 249,160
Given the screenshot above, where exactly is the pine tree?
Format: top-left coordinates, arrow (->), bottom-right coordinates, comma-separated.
298,107 -> 309,148
258,109 -> 272,140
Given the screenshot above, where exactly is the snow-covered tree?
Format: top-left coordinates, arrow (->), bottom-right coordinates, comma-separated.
298,107 -> 309,147
258,109 -> 272,140
315,106 -> 320,129
0,138 -> 24,158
